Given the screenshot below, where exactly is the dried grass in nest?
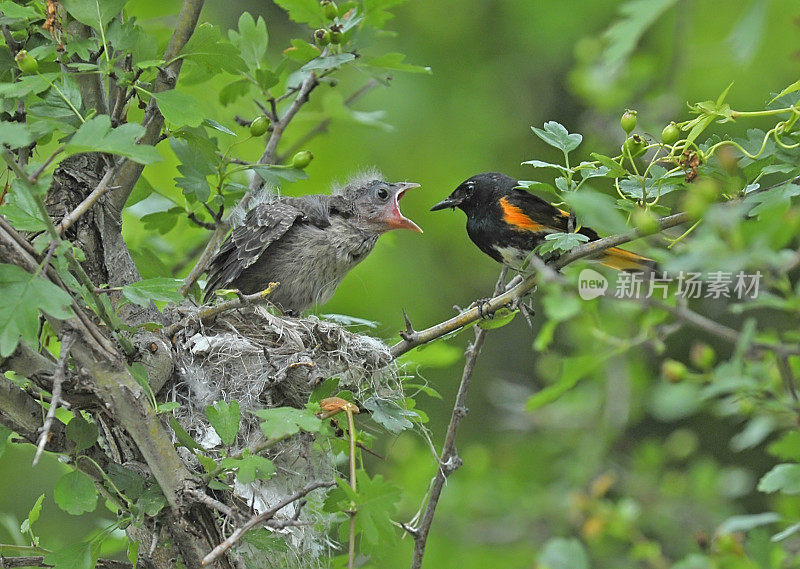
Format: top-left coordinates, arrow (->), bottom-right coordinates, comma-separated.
163,303 -> 401,567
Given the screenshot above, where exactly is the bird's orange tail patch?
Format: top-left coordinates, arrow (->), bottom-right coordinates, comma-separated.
599,247 -> 654,271
500,196 -> 544,232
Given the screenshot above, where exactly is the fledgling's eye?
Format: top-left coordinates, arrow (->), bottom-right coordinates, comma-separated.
376,187 -> 389,200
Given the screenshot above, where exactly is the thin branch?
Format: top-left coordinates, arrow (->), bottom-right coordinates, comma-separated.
187,488 -> 241,521
201,480 -> 336,566
33,333 -> 75,466
161,284 -> 278,339
56,167 -> 118,234
408,270 -> 506,569
29,145 -> 65,182
390,213 -> 690,358
276,78 -> 381,163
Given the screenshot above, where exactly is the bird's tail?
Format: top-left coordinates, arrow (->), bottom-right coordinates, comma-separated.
598,247 -> 656,272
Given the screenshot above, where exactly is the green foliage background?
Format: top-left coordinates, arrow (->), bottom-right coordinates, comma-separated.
2,0 -> 800,567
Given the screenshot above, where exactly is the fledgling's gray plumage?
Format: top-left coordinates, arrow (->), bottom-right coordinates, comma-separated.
204,172 -> 421,312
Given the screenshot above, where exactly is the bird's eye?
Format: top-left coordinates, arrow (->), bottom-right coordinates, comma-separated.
377,187 -> 389,200
465,182 -> 475,193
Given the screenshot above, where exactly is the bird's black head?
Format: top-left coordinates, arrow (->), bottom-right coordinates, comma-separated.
430,172 -> 517,216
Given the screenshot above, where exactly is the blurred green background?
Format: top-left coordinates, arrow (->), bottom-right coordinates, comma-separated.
2,0 -> 800,567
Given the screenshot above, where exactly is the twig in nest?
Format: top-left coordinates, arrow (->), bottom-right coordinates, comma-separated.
201,479 -> 336,566
33,332 -> 75,466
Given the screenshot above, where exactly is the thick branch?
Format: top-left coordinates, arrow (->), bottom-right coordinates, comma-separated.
0,556 -> 130,569
390,212 -> 690,358
110,0 -> 206,212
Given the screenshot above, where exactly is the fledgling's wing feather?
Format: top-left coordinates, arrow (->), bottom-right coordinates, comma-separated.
204,200 -> 306,301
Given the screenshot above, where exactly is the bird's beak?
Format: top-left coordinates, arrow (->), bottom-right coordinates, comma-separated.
430,195 -> 461,211
386,182 -> 423,233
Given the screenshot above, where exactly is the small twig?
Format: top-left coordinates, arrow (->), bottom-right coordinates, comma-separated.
161,284 -> 278,339
187,211 -> 217,230
187,488 -> 241,521
32,333 -> 75,466
408,270 -> 506,569
56,168 -> 118,234
276,79 -> 380,163
776,355 -> 800,409
201,480 -> 336,566
29,145 -> 65,182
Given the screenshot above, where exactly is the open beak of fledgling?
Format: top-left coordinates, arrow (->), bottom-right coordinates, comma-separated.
430,194 -> 462,211
384,182 -> 423,233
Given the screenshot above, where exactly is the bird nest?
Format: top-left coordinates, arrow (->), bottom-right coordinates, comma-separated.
163,303 -> 400,567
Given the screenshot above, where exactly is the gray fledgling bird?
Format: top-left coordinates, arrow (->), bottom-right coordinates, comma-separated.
204,171 -> 422,312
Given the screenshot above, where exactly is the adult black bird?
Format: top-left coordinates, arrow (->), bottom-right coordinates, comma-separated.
431,172 -> 652,272
204,171 -> 422,312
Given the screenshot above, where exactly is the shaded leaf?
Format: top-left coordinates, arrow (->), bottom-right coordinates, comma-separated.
54,470 -> 98,515
121,278 -> 184,307
65,413 -> 98,453
205,400 -> 241,446
66,115 -> 161,164
254,407 -> 322,438
152,90 -> 205,128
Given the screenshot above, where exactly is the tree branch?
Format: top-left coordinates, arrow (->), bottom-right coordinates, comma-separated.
56,167 -> 118,234
390,213 -> 690,358
201,479 -> 336,566
408,270 -> 505,568
32,332 -> 74,466
0,556 -> 131,569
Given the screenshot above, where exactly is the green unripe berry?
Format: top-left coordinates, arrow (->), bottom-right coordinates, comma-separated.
314,28 -> 331,46
329,30 -> 343,44
632,208 -> 659,234
623,134 -> 646,158
291,150 -> 313,169
620,109 -> 637,134
689,342 -> 715,370
14,50 -> 38,74
249,115 -> 270,137
661,359 -> 687,383
661,122 -> 680,145
321,0 -> 339,20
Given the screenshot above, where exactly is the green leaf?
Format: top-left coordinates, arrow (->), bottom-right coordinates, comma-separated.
535,232 -> 590,256
218,79 -> 251,106
0,121 -> 33,149
717,512 -> 781,534
538,538 -> 590,569
65,413 -> 98,453
60,0 -> 128,28
221,452 -> 275,484
325,472 -> 400,550
758,464 -> 800,494
205,400 -> 241,446
54,470 -> 98,515
589,153 -> 628,178
0,424 -> 11,458
66,115 -> 161,164
768,430 -> 800,461
19,493 -> 45,536
477,307 -> 518,330
531,121 -> 582,154
106,464 -> 145,501
136,484 -> 166,516
362,397 -> 415,433
169,416 -> 203,451
204,119 -> 236,136
254,406 -> 322,439
564,189 -> 629,234
521,159 -> 570,173
43,541 -> 94,569
121,277 -> 184,307
152,90 -> 205,128
284,39 -> 321,63
301,53 -> 356,72
770,79 -> 800,104
0,1 -> 40,21
228,12 -> 268,69
526,355 -> 605,412
178,23 -> 247,75
273,0 -> 325,25
0,263 -> 74,358
601,0 -> 679,69
241,529 -> 290,552
364,52 -> 432,74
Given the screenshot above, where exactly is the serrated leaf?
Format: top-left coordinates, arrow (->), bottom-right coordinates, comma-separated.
60,0 -> 128,28
229,12 -> 268,68
0,263 -> 74,358
179,23 -> 247,75
0,121 -> 33,148
0,1 -> 40,21
65,413 -> 98,453
205,400 -> 241,446
254,406 -> 322,439
221,453 -> 275,484
54,470 -> 98,515
66,115 -> 161,164
758,464 -> 800,494
327,472 -> 400,550
362,397 -> 414,433
152,90 -> 205,128
532,121 -> 582,154
248,164 -> 309,187
121,277 -> 184,307
477,307 -> 518,330
273,0 -> 325,25
535,232 -> 590,256
218,79 -> 252,106
137,484 -> 166,516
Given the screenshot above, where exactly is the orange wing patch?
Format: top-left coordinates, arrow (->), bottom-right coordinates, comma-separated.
500,196 -> 544,232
